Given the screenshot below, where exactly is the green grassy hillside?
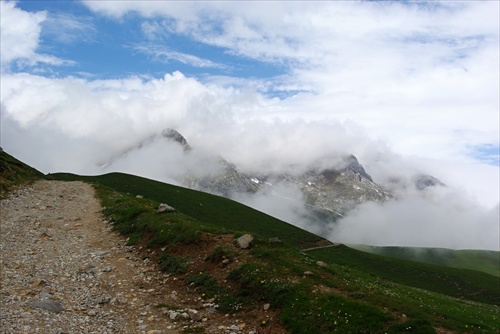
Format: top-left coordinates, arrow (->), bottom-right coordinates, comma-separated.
0,150 -> 45,198
350,245 -> 500,277
308,245 -> 499,305
49,172 -> 500,334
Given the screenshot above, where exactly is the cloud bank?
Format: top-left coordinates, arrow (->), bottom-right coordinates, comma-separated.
329,193 -> 500,251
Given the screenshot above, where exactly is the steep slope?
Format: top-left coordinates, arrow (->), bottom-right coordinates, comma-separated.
0,149 -> 45,198
184,158 -> 261,197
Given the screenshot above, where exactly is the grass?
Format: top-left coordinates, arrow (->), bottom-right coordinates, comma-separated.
351,245 -> 500,277
0,151 -> 45,198
308,245 -> 500,306
159,253 -> 189,274
205,246 -> 235,263
280,293 -> 392,334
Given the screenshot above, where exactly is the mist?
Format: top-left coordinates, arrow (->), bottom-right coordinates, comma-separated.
328,191 -> 500,251
2,71 -> 499,251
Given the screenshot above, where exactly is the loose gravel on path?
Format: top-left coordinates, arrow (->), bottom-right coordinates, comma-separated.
1,180 -> 185,333
1,180 -> 282,334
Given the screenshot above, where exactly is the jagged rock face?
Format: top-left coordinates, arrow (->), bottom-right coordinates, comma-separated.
414,174 -> 446,190
186,153 -> 392,215
162,129 -> 191,151
299,166 -> 391,214
184,159 -> 260,197
247,155 -> 392,215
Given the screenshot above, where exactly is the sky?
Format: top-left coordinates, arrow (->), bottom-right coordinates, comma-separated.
1,1 -> 499,249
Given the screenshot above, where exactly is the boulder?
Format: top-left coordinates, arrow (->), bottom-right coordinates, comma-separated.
235,234 -> 253,249
158,203 -> 175,213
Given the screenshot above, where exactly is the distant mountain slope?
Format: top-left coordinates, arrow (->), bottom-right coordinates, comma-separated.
309,244 -> 500,306
0,149 -> 45,198
350,245 -> 500,277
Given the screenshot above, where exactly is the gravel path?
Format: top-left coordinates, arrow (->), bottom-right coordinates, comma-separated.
1,180 -> 284,334
0,180 -> 184,334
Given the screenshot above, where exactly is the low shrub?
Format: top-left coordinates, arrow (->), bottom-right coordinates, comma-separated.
205,246 -> 235,263
158,253 -> 188,274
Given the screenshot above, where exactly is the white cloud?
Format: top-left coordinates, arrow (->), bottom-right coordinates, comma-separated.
0,1 -> 72,70
41,12 -> 96,44
81,1 -> 499,161
133,44 -> 227,69
328,192 -> 500,251
1,1 -> 45,65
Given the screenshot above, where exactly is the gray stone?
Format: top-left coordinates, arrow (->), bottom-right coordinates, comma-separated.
205,307 -> 217,314
168,311 -> 179,320
179,312 -> 190,320
28,299 -> 64,313
188,309 -> 202,321
235,234 -> 253,249
157,203 -> 175,213
97,296 -> 112,304
268,237 -> 282,244
316,261 -> 327,268
263,303 -> 271,311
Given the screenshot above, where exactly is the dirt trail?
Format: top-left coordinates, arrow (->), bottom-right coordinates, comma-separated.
0,180 -> 272,334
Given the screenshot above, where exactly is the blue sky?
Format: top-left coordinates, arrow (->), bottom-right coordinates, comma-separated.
13,1 -> 288,80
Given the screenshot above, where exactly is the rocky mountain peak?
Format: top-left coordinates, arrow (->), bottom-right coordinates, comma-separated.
414,174 -> 446,190
162,128 -> 191,151
341,154 -> 373,181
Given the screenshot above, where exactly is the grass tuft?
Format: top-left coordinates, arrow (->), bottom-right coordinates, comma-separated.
158,253 -> 189,275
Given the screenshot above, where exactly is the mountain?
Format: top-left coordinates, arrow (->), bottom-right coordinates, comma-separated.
166,129 -> 392,215
162,128 -> 191,151
350,245 -> 499,277
414,174 -> 446,190
101,129 -> 444,223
